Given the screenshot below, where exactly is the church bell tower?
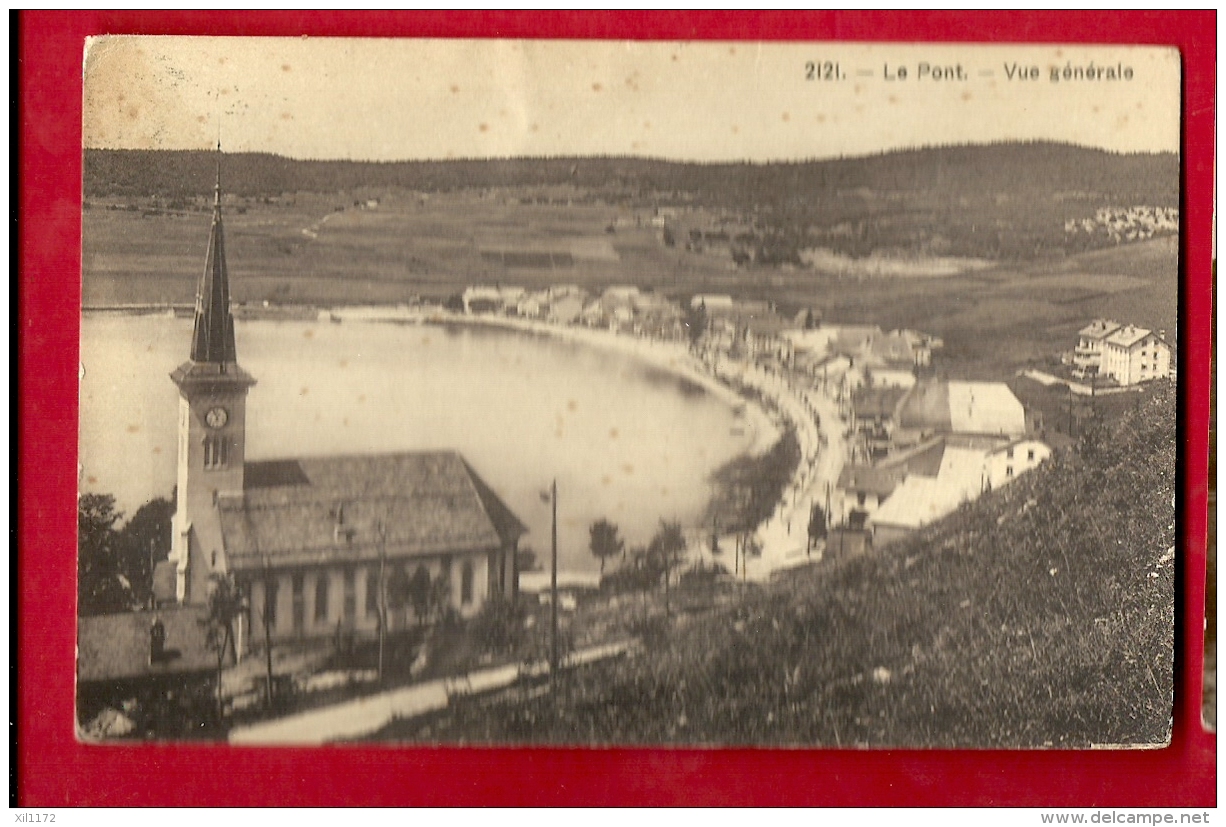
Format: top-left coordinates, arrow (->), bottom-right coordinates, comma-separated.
167,155 -> 256,604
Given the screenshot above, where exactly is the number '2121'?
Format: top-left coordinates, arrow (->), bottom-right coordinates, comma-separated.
805,61 -> 842,80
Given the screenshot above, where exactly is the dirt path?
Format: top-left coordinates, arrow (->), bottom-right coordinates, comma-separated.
227,640 -> 634,745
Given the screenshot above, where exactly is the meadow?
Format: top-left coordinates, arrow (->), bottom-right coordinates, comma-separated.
83,185 -> 1178,381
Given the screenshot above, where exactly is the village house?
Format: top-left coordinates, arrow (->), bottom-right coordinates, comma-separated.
1072,319 -> 1121,374
1099,324 -> 1171,387
516,289 -> 551,319
461,285 -> 504,314
851,385 -> 911,460
834,376 -> 1051,546
861,434 -> 1050,546
830,325 -> 927,370
833,437 -> 946,525
1069,319 -> 1171,386
867,435 -> 1049,546
158,172 -> 526,658
77,605 -> 219,737
980,436 -> 1052,489
546,291 -> 588,325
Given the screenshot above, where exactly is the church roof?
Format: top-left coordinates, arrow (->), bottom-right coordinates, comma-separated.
190,159 -> 239,366
217,451 -> 527,571
172,159 -> 255,391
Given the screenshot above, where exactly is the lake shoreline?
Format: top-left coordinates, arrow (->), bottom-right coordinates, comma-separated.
81,305 -> 830,578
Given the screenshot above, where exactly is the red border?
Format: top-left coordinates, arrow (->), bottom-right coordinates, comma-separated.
17,11 -> 1215,807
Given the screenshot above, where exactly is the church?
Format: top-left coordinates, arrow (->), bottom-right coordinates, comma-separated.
156,167 -> 526,655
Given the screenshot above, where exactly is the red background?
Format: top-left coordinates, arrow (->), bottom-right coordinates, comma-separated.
16,11 -> 1216,806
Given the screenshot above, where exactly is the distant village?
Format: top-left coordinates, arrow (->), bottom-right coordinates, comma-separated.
443,283 -> 1173,552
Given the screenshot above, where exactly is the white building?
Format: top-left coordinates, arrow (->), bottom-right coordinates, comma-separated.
1073,319 -> 1122,373
1100,325 -> 1171,386
982,438 -> 1052,489
868,436 -> 1051,546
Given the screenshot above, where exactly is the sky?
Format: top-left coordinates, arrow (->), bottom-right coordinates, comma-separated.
82,38 -> 1181,163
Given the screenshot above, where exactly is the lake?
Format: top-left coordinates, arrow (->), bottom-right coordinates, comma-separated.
78,315 -> 756,574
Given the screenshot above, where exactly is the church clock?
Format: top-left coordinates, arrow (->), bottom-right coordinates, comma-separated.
205,406 -> 229,429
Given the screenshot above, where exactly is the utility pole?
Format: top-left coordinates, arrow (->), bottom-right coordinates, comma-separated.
376,521 -> 386,684
550,478 -> 559,679
262,598 -> 274,709
148,538 -> 156,610
1066,384 -> 1075,436
258,536 -> 275,711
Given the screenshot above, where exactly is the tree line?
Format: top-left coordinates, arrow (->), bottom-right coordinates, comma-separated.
85,143 -> 1176,208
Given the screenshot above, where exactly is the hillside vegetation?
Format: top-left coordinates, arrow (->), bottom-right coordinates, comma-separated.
407,384 -> 1176,747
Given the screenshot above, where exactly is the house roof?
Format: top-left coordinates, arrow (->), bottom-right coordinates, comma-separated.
836,465 -> 905,498
985,437 -> 1051,457
868,436 -> 1010,532
868,448 -> 985,531
830,325 -> 882,358
1079,319 -> 1122,340
868,331 -> 915,365
742,313 -> 792,338
1104,325 -> 1154,349
897,381 -> 953,431
77,607 -> 215,684
853,385 -> 909,419
947,382 -> 1026,436
868,476 -> 963,531
879,436 -> 948,477
548,295 -> 586,322
218,451 -> 526,572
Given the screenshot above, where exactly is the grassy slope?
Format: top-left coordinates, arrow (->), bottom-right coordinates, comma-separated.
807,235 -> 1178,378
422,385 -> 1175,747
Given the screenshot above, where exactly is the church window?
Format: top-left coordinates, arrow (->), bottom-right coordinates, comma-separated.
203,435 -> 229,470
292,574 -> 305,634
366,569 -> 380,618
315,574 -> 329,623
461,561 -> 475,606
264,579 -> 278,628
343,568 -> 356,623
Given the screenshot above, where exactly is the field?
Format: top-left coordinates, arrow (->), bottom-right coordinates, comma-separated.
799,236 -> 1179,377
84,184 -> 1179,380
83,190 -> 743,307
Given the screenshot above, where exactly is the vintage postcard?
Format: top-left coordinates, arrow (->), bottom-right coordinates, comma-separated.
77,38 -> 1180,748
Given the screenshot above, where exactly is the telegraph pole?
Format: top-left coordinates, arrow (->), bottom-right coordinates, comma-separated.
550,478 -> 559,679
376,521 -> 386,683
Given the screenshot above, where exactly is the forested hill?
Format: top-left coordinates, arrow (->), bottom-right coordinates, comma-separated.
85,143 -> 1177,207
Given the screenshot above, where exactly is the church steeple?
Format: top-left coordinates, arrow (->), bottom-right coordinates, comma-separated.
189,148 -> 238,365
168,147 -> 255,605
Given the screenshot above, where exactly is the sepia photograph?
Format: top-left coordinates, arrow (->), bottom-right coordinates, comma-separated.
76,37 -> 1181,749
